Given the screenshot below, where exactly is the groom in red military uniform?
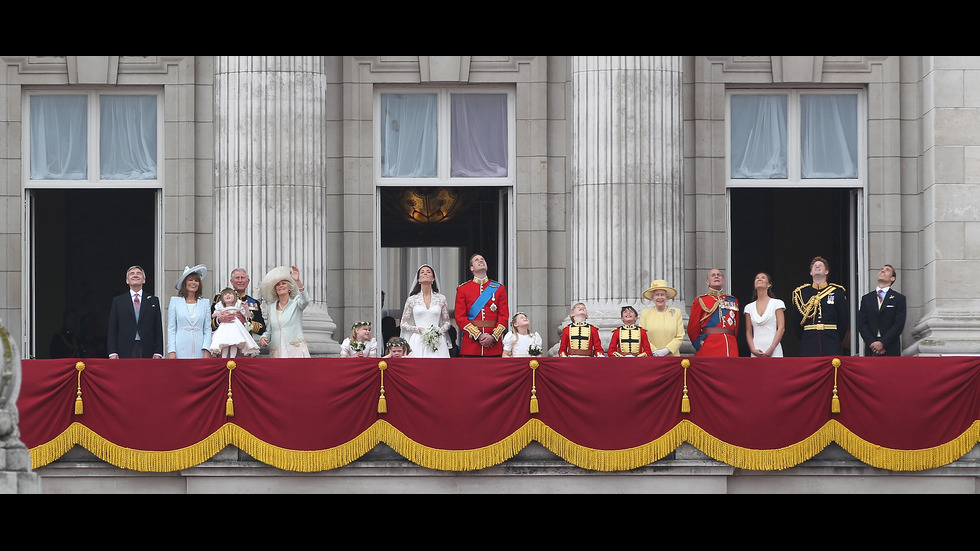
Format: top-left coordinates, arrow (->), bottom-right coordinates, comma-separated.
454,254 -> 509,357
687,267 -> 740,357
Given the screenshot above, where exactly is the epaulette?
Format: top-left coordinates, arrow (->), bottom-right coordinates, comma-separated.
829,283 -> 846,292
792,284 -> 810,293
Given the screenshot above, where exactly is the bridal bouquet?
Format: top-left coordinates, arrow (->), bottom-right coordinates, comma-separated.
421,325 -> 442,353
528,344 -> 543,356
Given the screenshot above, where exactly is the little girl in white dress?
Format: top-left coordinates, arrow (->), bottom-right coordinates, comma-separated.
340,321 -> 379,358
210,288 -> 260,358
502,312 -> 543,357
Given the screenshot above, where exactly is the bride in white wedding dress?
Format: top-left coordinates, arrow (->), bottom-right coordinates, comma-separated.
400,264 -> 452,358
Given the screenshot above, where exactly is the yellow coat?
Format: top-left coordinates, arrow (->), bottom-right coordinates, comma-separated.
638,306 -> 685,356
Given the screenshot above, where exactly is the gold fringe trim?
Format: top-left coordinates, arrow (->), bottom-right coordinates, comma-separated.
683,419 -> 834,471
531,418 -> 684,471
379,420 -> 534,472
832,419 -> 980,472
28,421 -> 980,474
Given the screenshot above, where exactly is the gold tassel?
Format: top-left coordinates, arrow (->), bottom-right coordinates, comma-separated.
74,361 -> 85,415
831,357 -> 841,414
529,360 -> 539,414
681,359 -> 691,413
226,360 -> 236,417
378,361 -> 388,414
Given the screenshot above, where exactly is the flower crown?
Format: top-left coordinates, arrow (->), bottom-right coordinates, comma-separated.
351,321 -> 372,330
387,338 -> 408,348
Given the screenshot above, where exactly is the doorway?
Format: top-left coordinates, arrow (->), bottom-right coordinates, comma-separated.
30,188 -> 156,359
378,186 -> 508,349
729,187 -> 856,358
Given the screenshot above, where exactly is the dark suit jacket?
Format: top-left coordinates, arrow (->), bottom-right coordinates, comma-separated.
857,289 -> 907,356
107,290 -> 164,358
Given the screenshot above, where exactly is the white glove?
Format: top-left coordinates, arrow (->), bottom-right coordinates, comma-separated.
653,348 -> 670,357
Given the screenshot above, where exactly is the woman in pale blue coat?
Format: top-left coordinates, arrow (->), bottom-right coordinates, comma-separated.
167,264 -> 213,359
258,265 -> 311,358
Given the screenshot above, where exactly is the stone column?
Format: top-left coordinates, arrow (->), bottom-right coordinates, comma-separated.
213,56 -> 339,355
0,323 -> 40,493
567,56 -> 684,348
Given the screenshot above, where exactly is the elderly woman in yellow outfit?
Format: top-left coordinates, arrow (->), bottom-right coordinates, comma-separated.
638,279 -> 685,357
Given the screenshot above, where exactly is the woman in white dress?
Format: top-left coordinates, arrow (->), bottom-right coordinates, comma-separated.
744,272 -> 785,357
502,312 -> 543,357
400,264 -> 451,358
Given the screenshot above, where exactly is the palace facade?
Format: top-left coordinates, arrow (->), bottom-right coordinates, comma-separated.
1,56 -> 976,360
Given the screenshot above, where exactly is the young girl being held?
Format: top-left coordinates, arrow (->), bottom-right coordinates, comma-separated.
209,287 -> 260,358
340,321 -> 379,358
502,312 -> 543,357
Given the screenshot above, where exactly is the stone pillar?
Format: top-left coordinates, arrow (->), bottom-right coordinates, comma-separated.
567,56 -> 684,348
906,56 -> 980,356
214,56 -> 339,355
0,322 -> 40,493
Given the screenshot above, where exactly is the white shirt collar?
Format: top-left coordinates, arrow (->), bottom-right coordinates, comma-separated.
876,286 -> 891,295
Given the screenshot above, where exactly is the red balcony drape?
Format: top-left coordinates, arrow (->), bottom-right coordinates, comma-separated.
17,355 -> 980,473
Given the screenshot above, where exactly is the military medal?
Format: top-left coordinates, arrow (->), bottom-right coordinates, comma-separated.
490,302 -> 497,312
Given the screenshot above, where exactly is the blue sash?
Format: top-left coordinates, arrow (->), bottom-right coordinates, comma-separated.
467,282 -> 500,320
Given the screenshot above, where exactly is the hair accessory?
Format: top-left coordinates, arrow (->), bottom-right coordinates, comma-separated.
352,321 -> 372,330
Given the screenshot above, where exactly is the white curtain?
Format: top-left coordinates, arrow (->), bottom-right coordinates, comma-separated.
801,94 -> 857,179
100,95 -> 157,180
450,94 -> 507,177
381,94 -> 438,178
30,94 -> 157,181
30,95 -> 87,180
730,94 -> 787,179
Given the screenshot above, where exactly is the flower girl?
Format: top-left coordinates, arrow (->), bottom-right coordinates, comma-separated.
502,312 -> 544,357
209,287 -> 260,358
340,320 -> 379,358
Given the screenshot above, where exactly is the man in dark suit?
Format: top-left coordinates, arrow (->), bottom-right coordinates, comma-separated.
857,264 -> 907,356
107,265 -> 164,359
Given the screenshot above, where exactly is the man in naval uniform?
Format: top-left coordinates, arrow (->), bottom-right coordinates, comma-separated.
454,254 -> 509,357
608,306 -> 653,357
792,256 -> 849,357
687,268 -> 740,357
558,302 -> 606,357
211,267 -> 266,340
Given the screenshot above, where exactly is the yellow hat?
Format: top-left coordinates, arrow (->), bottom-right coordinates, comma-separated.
642,279 -> 677,301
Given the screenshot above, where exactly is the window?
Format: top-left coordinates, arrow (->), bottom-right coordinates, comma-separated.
26,91 -> 161,186
377,88 -> 514,186
727,90 -> 864,188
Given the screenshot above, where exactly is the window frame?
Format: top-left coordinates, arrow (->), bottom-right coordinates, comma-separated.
374,85 -> 516,188
22,88 -> 165,190
725,88 -> 867,189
